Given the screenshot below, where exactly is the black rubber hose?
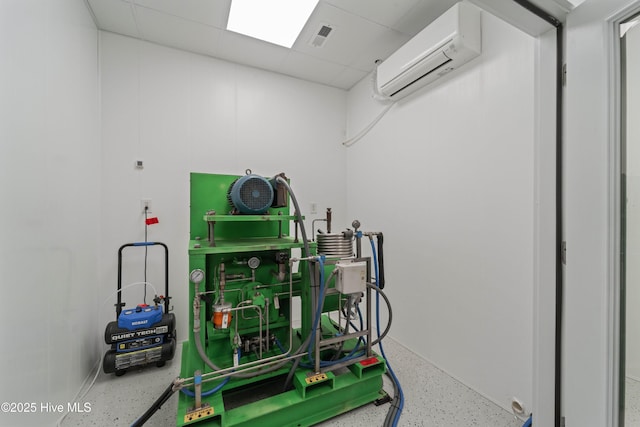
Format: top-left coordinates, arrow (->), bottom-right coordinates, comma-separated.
377,233 -> 385,289
282,354 -> 304,392
130,380 -> 176,426
383,372 -> 400,427
368,283 -> 392,347
283,269 -> 337,391
275,177 -> 310,258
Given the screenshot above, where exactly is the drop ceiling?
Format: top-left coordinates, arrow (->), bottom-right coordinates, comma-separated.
85,0 -> 577,91
86,0 -> 467,90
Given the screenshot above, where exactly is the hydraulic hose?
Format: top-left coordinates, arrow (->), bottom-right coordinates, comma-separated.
193,261 -> 314,379
284,264 -> 338,390
179,377 -> 229,397
368,283 -> 392,347
130,380 -> 176,427
306,257 -> 327,361
275,176 -> 310,258
193,319 -> 305,379
180,350 -> 240,397
369,237 -> 404,427
195,260 -> 335,381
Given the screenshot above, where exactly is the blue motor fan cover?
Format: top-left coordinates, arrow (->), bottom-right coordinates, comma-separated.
229,174 -> 274,214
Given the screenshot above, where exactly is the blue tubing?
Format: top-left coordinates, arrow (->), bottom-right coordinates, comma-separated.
274,337 -> 288,355
523,415 -> 532,427
180,377 -> 229,397
370,238 -> 404,427
181,350 -> 240,397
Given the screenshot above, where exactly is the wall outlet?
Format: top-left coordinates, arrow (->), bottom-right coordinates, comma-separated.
141,199 -> 152,213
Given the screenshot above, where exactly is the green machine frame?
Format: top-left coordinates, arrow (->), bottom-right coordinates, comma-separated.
176,172 -> 388,427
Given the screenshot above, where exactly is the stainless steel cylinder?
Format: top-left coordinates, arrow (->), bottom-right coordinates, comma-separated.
316,233 -> 353,258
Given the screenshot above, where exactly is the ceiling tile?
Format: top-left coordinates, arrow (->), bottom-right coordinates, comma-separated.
132,0 -> 230,28
392,0 -> 460,35
348,28 -> 411,71
134,6 -> 224,58
322,0 -> 422,28
216,30 -> 290,72
278,51 -> 345,87
330,66 -> 369,90
468,0 -> 560,35
87,0 -> 139,38
87,0 -> 454,91
293,2 -> 396,67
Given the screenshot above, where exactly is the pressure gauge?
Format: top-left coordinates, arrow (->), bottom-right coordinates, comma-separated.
189,269 -> 205,284
248,257 -> 261,269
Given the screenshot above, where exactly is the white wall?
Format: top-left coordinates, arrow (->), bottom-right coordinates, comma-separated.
345,11 -> 535,414
99,32 -> 348,342
0,1 -> 100,426
625,17 -> 640,381
532,26 -> 559,427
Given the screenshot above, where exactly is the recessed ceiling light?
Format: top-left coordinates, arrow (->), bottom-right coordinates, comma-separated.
227,0 -> 319,48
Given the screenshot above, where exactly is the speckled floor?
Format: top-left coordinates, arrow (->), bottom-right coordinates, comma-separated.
62,338 -> 524,427
627,377 -> 640,427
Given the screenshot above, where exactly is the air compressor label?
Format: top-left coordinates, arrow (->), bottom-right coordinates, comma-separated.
115,346 -> 162,370
117,335 -> 164,353
110,325 -> 169,342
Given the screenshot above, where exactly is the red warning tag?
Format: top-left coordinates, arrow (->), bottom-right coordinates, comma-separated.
145,217 -> 159,225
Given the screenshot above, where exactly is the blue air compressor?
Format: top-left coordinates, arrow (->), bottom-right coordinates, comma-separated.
103,242 -> 176,376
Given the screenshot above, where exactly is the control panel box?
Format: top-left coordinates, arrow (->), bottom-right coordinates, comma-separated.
335,261 -> 367,294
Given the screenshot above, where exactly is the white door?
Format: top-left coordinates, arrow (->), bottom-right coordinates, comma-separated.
564,0 -> 640,426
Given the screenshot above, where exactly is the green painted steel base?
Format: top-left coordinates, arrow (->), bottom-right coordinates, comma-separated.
179,173 -> 388,426
176,342 -> 387,427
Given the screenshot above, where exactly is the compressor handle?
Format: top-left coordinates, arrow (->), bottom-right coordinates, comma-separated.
117,242 -> 170,318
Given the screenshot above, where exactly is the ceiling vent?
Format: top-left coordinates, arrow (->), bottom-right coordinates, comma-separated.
309,23 -> 333,48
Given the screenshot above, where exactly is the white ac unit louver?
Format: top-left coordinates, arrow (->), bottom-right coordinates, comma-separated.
376,2 -> 482,100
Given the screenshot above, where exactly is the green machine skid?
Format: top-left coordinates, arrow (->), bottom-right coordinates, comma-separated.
177,172 -> 387,426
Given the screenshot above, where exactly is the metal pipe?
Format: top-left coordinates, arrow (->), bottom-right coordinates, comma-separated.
366,260 -> 372,357
352,220 -> 362,258
319,330 -> 368,347
194,370 -> 202,409
255,280 -> 302,290
227,304 -> 263,358
265,298 -> 270,352
312,355 -> 370,374
220,263 -> 226,304
312,218 -> 327,241
179,349 -> 312,387
193,263 -> 300,379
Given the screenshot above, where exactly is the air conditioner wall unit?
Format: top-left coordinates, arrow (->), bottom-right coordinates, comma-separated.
376,2 -> 482,100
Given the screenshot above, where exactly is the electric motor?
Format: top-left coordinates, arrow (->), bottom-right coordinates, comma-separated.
227,173 -> 274,214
